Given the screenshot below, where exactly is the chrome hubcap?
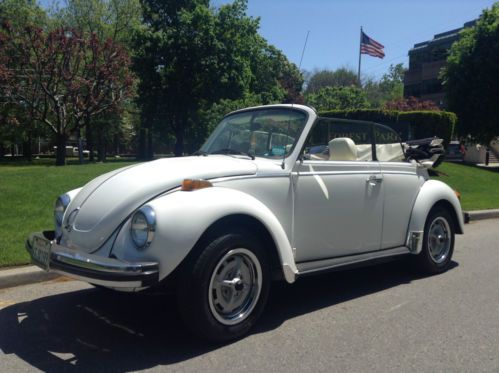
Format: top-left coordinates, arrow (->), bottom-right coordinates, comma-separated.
428,217 -> 451,264
208,248 -> 262,325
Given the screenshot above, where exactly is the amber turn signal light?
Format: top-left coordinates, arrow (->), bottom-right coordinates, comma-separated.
181,179 -> 213,191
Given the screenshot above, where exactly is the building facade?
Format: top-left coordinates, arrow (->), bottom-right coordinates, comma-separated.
404,20 -> 475,108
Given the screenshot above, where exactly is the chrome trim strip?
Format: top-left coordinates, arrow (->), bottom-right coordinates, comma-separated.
298,170 -> 376,176
382,171 -> 417,176
52,270 -> 143,288
213,173 -> 289,183
296,246 -> 410,274
52,251 -> 157,274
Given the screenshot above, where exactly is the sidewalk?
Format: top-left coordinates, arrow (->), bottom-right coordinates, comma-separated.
1,209 -> 498,290
0,265 -> 59,290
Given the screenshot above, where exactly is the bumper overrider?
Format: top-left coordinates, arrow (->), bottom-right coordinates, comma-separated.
26,231 -> 159,288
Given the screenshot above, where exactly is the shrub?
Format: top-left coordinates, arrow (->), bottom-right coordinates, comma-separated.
319,109 -> 456,144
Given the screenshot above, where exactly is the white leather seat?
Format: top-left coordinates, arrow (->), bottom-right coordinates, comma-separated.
329,137 -> 357,161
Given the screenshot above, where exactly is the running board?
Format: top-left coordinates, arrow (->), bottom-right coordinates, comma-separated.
296,246 -> 411,276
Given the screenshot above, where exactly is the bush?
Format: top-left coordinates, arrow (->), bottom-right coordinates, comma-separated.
319,109 -> 456,144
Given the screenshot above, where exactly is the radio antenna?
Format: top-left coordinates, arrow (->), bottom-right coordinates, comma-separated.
298,30 -> 310,71
283,31 -> 310,170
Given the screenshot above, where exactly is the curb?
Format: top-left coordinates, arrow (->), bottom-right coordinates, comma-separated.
0,265 -> 59,290
464,209 -> 499,223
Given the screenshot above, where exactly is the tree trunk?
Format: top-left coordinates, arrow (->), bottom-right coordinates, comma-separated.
86,121 -> 94,162
55,133 -> 67,166
174,118 -> 185,157
97,128 -> 104,162
23,135 -> 32,161
147,127 -> 153,160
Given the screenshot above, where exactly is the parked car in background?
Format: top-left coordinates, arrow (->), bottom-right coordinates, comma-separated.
27,104 -> 464,341
445,141 -> 465,161
52,146 -> 90,157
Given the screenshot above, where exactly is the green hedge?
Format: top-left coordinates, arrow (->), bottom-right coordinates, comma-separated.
319,109 -> 457,144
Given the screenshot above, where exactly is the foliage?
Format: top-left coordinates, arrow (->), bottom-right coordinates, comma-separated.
0,0 -> 49,29
320,109 -> 456,144
0,25 -> 136,165
0,0 -> 51,155
305,67 -> 358,94
384,96 -> 440,111
55,0 -> 142,46
305,67 -> 358,93
442,3 -> 499,143
306,86 -> 370,111
133,0 -> 303,157
363,63 -> 405,107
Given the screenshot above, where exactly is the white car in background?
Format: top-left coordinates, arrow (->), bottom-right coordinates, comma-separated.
27,104 -> 464,341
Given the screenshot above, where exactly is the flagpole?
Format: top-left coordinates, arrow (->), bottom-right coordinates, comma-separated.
357,26 -> 362,87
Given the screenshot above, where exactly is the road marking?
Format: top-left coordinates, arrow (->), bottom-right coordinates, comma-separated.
387,301 -> 409,312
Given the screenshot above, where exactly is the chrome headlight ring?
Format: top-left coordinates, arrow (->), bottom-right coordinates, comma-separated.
54,194 -> 71,227
130,206 -> 156,250
54,193 -> 71,240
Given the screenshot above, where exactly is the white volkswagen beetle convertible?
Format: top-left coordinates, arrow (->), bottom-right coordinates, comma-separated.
27,104 -> 463,341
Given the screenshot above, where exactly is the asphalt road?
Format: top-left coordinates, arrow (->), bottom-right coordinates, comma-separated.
1,219 -> 498,373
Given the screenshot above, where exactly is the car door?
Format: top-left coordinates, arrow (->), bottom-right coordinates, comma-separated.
292,119 -> 384,263
373,124 -> 424,248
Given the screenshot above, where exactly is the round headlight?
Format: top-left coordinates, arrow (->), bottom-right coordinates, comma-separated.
131,206 -> 156,249
54,194 -> 71,227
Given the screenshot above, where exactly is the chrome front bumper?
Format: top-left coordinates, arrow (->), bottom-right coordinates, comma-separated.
26,231 -> 159,288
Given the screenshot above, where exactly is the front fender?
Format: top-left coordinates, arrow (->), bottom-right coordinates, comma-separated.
406,180 -> 464,253
114,187 -> 297,284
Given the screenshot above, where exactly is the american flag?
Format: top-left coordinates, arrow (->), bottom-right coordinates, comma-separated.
360,31 -> 385,59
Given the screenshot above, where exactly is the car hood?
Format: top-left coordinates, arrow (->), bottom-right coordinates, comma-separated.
62,156 -> 257,252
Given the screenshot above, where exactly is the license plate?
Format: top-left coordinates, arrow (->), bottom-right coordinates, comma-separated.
31,235 -> 52,270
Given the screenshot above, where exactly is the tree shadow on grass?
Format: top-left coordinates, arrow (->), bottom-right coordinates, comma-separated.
0,259 -> 458,372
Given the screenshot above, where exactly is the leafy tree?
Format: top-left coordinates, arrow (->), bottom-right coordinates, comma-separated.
134,0 -> 302,157
55,0 -> 142,46
363,63 -> 405,108
305,67 -> 358,94
0,26 -> 136,165
442,3 -> 499,143
54,0 -> 141,161
384,96 -> 440,111
0,0 -> 49,29
0,0 -> 50,157
306,86 -> 370,111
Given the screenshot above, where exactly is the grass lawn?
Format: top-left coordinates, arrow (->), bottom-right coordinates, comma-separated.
431,162 -> 499,211
0,159 -> 496,268
0,160 -> 138,267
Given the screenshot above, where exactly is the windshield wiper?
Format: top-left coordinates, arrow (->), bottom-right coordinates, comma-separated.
193,150 -> 208,156
210,148 -> 255,160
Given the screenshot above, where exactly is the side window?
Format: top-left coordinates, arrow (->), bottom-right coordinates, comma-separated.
303,118 -> 373,161
374,125 -> 405,162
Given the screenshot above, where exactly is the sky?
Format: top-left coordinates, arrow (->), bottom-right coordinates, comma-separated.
212,0 -> 497,80
40,0 -> 497,80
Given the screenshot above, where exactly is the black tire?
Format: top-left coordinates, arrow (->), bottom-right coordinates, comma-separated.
177,231 -> 270,342
416,207 -> 455,274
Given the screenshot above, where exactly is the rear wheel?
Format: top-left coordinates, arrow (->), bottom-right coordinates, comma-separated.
177,231 -> 270,342
416,207 -> 455,274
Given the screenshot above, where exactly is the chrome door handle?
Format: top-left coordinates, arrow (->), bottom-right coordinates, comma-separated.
366,175 -> 383,183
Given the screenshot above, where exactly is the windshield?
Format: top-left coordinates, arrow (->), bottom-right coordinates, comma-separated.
200,108 -> 308,159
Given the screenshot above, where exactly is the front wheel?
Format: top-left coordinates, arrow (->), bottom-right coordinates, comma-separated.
416,207 -> 455,274
177,231 -> 270,342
